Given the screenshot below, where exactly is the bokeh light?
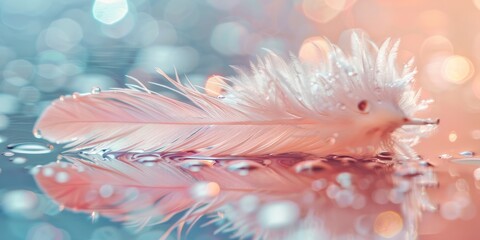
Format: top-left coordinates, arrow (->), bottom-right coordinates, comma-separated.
374,211 -> 403,238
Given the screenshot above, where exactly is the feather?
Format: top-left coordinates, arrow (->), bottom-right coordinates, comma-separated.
33,33 -> 437,157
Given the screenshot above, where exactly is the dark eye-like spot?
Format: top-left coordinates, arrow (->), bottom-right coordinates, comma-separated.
357,100 -> 369,113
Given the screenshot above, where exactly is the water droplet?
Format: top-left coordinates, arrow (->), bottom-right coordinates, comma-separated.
438,153 -> 452,159
2,151 -> 14,157
55,171 -> 69,183
7,142 -> 53,154
257,201 -> 300,229
91,86 -> 101,94
90,211 -> 99,223
190,181 -> 220,200
376,151 -> 393,160
11,157 -> 27,164
99,185 -> 114,198
459,151 -> 475,157
59,96 -> 65,101
347,71 -> 357,77
294,160 -> 330,173
72,92 -> 80,99
225,160 -> 263,176
33,129 -> 42,138
178,160 -> 215,172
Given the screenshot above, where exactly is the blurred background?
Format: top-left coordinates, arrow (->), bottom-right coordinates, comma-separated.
1,0 -> 480,239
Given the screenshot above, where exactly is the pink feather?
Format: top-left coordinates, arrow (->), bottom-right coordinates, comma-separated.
33,33 -> 437,157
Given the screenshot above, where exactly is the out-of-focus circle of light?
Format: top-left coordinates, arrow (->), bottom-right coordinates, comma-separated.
26,222 -> 68,240
2,190 -> 38,219
3,59 -> 35,80
255,38 -> 286,56
441,55 -> 474,85
298,37 -> 331,65
205,75 -> 226,97
474,0 -> 480,10
210,22 -> 249,56
257,201 -> 300,229
135,46 -> 199,74
0,94 -> 19,114
420,35 -> 454,57
92,0 -> 129,25
127,13 -> 159,46
373,211 -> 403,238
45,18 -> 84,52
302,0 -> 348,23
190,181 -> 220,200
0,115 -> 9,130
101,13 -> 135,38
206,0 -> 240,10
449,131 -> 458,142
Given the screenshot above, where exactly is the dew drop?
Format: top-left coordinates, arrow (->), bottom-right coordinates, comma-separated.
90,211 -> 99,223
225,160 -> 263,176
459,151 -> 475,157
2,151 -> 14,157
376,151 -> 393,161
72,92 -> 80,99
257,201 -> 300,229
33,129 -> 42,138
7,142 -> 53,154
11,157 -> 27,164
178,160 -> 215,172
55,171 -> 70,183
294,160 -> 329,173
91,86 -> 101,94
438,153 -> 452,159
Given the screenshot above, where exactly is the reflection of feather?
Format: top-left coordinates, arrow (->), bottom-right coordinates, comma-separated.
34,33 -> 436,157
34,153 -> 436,239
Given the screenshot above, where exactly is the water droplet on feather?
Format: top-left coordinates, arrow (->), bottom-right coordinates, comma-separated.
225,160 -> 263,176
294,160 -> 330,173
459,151 -> 475,157
178,160 -> 215,172
7,142 -> 53,154
91,87 -> 101,94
